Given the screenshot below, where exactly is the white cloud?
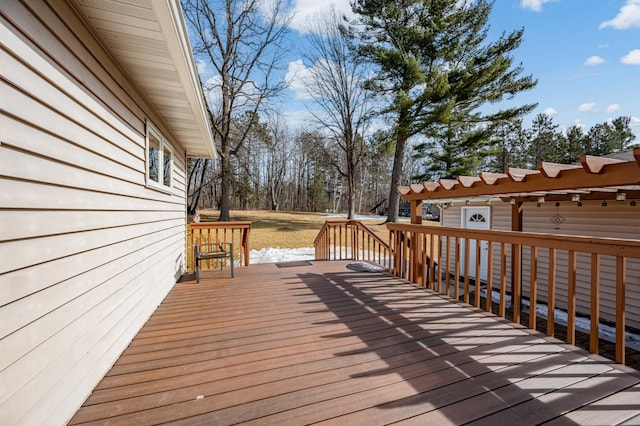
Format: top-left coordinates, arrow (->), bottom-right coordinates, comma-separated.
584,55 -> 605,66
621,49 -> 640,65
285,60 -> 314,100
600,0 -> 640,30
578,102 -> 597,112
543,107 -> 557,116
289,0 -> 354,33
607,104 -> 621,113
572,119 -> 586,130
520,0 -> 556,12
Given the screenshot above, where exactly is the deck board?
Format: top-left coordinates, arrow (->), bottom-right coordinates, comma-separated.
71,261 -> 640,425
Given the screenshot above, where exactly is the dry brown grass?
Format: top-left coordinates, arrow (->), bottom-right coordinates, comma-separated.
196,210 -> 408,250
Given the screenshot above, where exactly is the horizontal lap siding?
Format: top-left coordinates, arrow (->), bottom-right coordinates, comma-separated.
521,202 -> 640,330
443,202 -> 640,330
0,2 -> 187,424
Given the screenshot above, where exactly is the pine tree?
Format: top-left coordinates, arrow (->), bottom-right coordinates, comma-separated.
351,0 -> 536,221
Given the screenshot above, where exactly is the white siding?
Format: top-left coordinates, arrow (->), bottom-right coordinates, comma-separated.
441,201 -> 640,330
1,2 -> 188,424
520,201 -> 640,329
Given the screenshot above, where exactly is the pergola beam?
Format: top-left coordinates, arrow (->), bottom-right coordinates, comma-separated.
398,150 -> 640,202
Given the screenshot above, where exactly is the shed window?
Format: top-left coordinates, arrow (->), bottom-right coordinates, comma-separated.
146,122 -> 173,191
469,213 -> 486,223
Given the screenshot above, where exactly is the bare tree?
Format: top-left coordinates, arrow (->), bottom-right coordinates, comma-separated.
263,115 -> 291,211
303,8 -> 373,219
183,0 -> 292,220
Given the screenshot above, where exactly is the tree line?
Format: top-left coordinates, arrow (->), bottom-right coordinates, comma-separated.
187,112 -> 636,216
182,0 -> 637,221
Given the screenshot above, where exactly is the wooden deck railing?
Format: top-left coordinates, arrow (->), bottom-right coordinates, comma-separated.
188,221 -> 251,271
314,220 -> 390,268
387,223 -> 640,364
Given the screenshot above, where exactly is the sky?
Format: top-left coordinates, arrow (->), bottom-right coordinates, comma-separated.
278,0 -> 640,140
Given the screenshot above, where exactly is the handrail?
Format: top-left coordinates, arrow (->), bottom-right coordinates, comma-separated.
314,220 -> 390,268
387,222 -> 640,365
188,221 -> 251,271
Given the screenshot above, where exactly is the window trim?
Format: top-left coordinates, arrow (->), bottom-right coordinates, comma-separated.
146,121 -> 174,192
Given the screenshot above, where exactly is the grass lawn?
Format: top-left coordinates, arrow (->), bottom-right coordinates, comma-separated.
195,209 -> 425,250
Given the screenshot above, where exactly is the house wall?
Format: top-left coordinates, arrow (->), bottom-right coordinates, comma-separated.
1,2 -> 187,424
441,200 -> 640,330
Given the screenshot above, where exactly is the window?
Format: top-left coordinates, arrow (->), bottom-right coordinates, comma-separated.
469,213 -> 486,223
146,122 -> 173,191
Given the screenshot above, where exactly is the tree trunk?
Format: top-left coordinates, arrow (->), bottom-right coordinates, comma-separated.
188,159 -> 209,215
346,172 -> 355,219
218,154 -> 231,221
386,134 -> 407,223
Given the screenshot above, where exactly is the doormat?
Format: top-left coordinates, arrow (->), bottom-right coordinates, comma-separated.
275,260 -> 313,268
346,262 -> 386,273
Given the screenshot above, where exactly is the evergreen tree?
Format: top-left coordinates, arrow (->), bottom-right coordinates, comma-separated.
584,117 -> 636,156
563,124 -> 586,163
526,113 -> 563,167
414,122 -> 490,180
351,0 -> 536,221
487,118 -> 530,172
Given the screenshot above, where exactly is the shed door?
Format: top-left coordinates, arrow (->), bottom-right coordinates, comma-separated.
461,207 -> 490,281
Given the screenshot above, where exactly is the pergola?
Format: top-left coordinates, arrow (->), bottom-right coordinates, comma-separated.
397,148 -> 640,230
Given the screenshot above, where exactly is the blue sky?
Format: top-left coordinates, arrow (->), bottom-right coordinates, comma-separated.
279,0 -> 640,140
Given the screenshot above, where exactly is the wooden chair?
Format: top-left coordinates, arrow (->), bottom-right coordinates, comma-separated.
194,242 -> 234,282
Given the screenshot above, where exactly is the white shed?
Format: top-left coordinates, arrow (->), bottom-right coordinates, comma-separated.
1,1 -> 214,423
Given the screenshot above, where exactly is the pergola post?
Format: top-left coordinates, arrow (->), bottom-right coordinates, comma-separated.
410,199 -> 423,225
410,200 -> 424,285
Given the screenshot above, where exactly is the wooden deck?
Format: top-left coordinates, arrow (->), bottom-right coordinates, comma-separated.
71,261 -> 640,425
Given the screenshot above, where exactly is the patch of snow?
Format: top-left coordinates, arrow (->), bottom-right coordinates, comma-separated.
325,213 -> 410,222
480,289 -> 640,352
249,247 -> 315,264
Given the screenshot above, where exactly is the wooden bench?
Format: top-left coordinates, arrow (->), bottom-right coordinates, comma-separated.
194,242 -> 234,282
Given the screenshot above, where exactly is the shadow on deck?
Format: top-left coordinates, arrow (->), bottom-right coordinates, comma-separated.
70,261 -> 640,425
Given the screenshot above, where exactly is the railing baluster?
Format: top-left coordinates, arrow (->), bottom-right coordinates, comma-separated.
464,237 -> 471,304
454,237 -> 460,300
436,235 -> 441,292
475,239 -> 481,308
445,236 -> 451,296
486,241 -> 493,313
547,248 -> 556,337
500,242 -> 507,317
513,243 -> 522,324
530,246 -> 538,330
567,250 -> 577,345
590,253 -> 600,354
616,255 -> 626,364
429,234 -> 436,290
